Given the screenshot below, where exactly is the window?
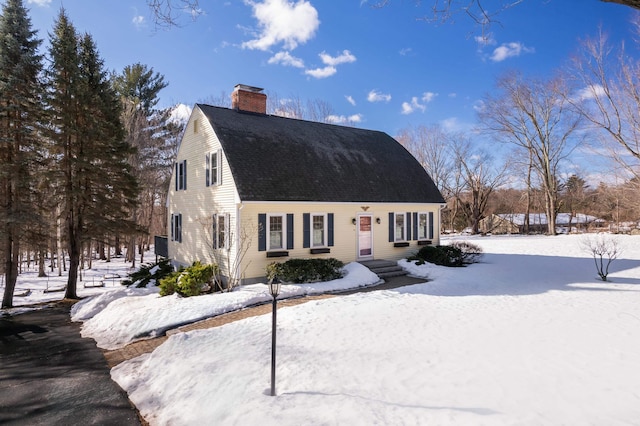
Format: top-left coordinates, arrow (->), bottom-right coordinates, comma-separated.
175,160 -> 187,191
395,212 -> 406,241
312,214 -> 326,247
418,212 -> 428,240
193,119 -> 199,134
268,214 -> 284,250
171,213 -> 182,242
213,213 -> 228,249
206,150 -> 222,187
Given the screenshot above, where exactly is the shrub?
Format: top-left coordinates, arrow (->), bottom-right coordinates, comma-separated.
159,261 -> 219,297
266,258 -> 345,283
449,240 -> 484,264
408,241 -> 482,267
122,258 -> 174,288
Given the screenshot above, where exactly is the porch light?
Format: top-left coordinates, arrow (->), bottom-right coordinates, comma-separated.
376,217 -> 381,224
352,218 -> 357,225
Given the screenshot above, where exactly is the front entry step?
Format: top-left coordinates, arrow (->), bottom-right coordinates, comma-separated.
358,259 -> 407,279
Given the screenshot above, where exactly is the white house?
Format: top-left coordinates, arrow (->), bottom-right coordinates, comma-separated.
165,84 -> 446,284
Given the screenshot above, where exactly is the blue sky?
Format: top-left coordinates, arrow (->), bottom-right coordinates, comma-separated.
23,0 -> 638,138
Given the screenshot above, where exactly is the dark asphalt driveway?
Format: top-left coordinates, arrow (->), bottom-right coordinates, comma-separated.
0,302 -> 141,425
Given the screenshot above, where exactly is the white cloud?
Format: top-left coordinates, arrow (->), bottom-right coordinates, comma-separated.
326,114 -> 362,124
574,84 -> 606,101
268,51 -> 305,68
422,92 -> 437,103
242,0 -> 319,51
304,66 -> 337,79
367,90 -> 391,103
441,117 -> 461,132
448,93 -> 457,98
132,15 -> 145,28
170,104 -> 192,125
475,34 -> 497,47
401,97 -> 424,115
473,100 -> 486,113
345,95 -> 356,106
27,0 -> 51,6
401,92 -> 437,115
490,42 -> 534,62
399,47 -> 412,56
319,50 -> 356,66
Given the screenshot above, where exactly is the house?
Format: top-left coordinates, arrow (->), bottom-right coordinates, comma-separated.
479,213 -> 601,234
166,84 -> 445,285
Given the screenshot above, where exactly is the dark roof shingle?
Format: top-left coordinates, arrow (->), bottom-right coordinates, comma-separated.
198,104 -> 445,204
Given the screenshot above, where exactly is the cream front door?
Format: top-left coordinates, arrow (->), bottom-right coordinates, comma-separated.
357,214 -> 373,260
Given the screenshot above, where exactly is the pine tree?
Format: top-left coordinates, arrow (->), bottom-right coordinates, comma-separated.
46,10 -> 139,299
0,0 -> 44,309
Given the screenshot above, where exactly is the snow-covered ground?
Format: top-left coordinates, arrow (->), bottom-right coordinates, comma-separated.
6,234 -> 640,425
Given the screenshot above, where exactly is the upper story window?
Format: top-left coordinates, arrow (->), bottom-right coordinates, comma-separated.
193,119 -> 200,134
206,150 -> 222,187
418,212 -> 429,240
175,160 -> 187,191
394,212 -> 406,242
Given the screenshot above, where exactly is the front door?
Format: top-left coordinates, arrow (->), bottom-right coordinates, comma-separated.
357,214 -> 373,260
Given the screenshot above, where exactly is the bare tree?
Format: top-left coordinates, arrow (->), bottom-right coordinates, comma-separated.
145,1 -> 640,29
571,28 -> 640,182
479,72 -> 583,235
581,234 -> 620,281
451,136 -> 510,234
397,124 -> 453,197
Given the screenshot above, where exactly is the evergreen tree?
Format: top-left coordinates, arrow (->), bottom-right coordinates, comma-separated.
0,0 -> 44,309
46,10 -> 138,299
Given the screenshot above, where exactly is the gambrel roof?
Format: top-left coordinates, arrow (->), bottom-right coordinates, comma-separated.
197,103 -> 445,204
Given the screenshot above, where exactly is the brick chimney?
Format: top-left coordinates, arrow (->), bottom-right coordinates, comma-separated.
232,84 -> 267,114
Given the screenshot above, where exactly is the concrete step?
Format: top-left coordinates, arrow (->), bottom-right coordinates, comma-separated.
358,260 -> 408,279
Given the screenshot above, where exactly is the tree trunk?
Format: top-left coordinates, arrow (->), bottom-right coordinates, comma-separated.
38,250 -> 46,277
1,233 -> 18,309
64,218 -> 81,300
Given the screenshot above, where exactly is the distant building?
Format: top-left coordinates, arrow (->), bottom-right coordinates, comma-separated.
479,213 -> 602,234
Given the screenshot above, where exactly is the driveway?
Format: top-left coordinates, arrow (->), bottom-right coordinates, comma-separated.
0,302 -> 141,425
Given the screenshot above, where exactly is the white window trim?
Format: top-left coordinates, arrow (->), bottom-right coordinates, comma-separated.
267,213 -> 286,251
310,212 -> 328,248
212,213 -> 228,250
171,213 -> 182,243
394,212 -> 407,242
418,212 -> 429,240
209,149 -> 222,187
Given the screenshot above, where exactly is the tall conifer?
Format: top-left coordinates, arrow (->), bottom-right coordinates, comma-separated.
46,10 -> 138,299
0,0 -> 44,308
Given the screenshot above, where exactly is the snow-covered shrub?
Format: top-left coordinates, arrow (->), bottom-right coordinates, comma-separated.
449,240 -> 484,264
159,261 -> 218,297
121,258 -> 173,288
581,234 -> 620,281
266,258 -> 344,283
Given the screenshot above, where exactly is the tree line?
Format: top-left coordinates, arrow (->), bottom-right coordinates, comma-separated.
398,23 -> 640,235
0,0 -> 182,308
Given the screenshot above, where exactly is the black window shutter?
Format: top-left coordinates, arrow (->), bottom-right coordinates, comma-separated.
388,212 -> 394,242
205,153 -> 210,187
303,213 -> 310,248
212,214 -> 217,249
328,213 -> 334,247
258,214 -> 266,251
429,212 -> 434,239
286,214 -> 294,250
170,214 -> 174,241
183,160 -> 187,190
178,214 -> 182,242
175,163 -> 178,191
413,212 -> 418,240
406,212 -> 412,240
